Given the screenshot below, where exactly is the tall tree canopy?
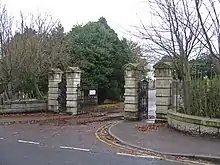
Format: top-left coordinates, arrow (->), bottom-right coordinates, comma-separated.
0,11 -> 69,99
68,17 -> 134,103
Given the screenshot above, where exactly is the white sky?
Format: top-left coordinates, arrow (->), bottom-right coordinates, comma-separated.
1,0 -> 150,39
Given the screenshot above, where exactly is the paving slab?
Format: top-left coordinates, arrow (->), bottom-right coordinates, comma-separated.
110,121 -> 220,157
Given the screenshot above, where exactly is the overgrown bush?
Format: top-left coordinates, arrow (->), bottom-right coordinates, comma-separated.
180,78 -> 220,118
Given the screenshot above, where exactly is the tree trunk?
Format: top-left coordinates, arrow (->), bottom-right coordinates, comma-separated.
34,78 -> 43,100
182,60 -> 191,114
7,82 -> 13,100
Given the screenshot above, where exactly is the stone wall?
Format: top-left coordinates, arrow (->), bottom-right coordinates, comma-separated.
168,110 -> 220,135
0,100 -> 47,114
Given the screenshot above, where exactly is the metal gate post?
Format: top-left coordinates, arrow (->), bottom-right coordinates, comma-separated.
138,79 -> 149,120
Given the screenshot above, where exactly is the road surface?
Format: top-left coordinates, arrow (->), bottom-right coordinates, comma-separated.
0,122 -> 183,165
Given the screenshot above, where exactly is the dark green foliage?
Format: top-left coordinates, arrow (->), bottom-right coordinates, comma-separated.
67,17 -> 134,103
190,53 -> 217,79
1,16 -> 139,102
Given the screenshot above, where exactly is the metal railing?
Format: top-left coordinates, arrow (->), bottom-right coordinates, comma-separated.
171,79 -> 220,118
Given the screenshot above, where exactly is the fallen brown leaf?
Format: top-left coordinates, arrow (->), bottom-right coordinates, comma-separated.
136,122 -> 167,132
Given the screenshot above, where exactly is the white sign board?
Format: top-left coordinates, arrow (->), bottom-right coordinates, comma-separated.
89,90 -> 96,96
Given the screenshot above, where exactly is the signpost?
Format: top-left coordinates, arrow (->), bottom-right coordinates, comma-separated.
89,90 -> 96,96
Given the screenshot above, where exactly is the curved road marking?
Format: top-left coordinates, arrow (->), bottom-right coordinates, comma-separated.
95,122 -> 215,165
18,139 -> 40,145
117,152 -> 159,159
60,146 -> 90,152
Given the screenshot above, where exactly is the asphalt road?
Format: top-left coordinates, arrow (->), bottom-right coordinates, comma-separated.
0,122 -> 184,165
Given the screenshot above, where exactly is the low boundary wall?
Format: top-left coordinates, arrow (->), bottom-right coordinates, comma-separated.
168,110 -> 220,135
0,100 -> 47,114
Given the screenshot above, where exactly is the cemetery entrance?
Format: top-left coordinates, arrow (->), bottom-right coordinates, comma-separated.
138,79 -> 156,121
77,86 -> 98,114
57,74 -> 67,112
138,79 -> 148,120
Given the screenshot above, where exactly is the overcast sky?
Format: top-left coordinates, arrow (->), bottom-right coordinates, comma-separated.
1,0 -> 150,39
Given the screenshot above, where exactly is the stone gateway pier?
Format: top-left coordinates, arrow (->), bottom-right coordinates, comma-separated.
48,67 -> 82,115
123,63 -> 141,120
123,61 -> 173,121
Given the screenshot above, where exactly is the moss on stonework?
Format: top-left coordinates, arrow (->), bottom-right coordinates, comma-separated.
168,110 -> 220,128
202,120 -> 220,127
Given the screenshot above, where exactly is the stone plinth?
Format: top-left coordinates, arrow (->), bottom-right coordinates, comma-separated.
48,68 -> 63,112
154,61 -> 172,119
65,67 -> 81,115
123,63 -> 141,120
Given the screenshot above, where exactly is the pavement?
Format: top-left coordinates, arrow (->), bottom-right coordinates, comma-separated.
0,122 -> 184,165
109,121 -> 220,160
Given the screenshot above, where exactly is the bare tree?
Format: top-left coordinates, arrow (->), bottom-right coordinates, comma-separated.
136,0 -> 203,80
0,4 -> 13,99
127,40 -> 147,64
10,13 -> 70,99
195,0 -> 220,72
0,9 -> 70,100
127,39 -> 149,77
127,40 -> 143,58
135,0 -> 203,113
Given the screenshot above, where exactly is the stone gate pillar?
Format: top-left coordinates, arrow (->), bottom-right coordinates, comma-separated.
123,63 -> 141,120
48,68 -> 63,112
65,67 -> 81,115
153,61 -> 172,119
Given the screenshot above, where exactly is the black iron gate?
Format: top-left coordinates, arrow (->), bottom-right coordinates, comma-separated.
57,74 -> 67,112
138,79 -> 148,120
77,86 -> 98,114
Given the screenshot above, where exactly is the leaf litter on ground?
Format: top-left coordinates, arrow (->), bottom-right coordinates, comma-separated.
135,122 -> 167,132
